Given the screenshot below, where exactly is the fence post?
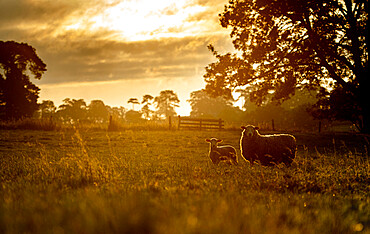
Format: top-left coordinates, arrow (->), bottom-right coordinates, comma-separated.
108,115 -> 113,131
272,119 -> 275,131
169,116 -> 172,130
178,115 -> 181,130
219,119 -> 222,130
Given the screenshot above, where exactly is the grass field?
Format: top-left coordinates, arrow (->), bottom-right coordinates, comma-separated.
0,129 -> 369,233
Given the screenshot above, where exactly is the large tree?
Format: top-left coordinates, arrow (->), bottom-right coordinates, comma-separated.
204,0 -> 368,132
0,41 -> 46,120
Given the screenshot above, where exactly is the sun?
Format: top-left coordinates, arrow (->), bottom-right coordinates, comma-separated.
66,0 -> 206,41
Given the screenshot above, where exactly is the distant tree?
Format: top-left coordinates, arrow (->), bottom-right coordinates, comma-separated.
154,90 -> 180,119
188,89 -> 244,122
57,98 -> 87,123
309,86 -> 361,126
127,98 -> 140,110
243,90 -> 320,130
87,100 -> 108,123
125,110 -> 144,123
0,41 -> 46,120
188,90 -> 232,117
248,102 -> 288,124
107,106 -> 126,119
39,100 -> 56,119
235,87 -> 260,113
280,89 -> 318,110
204,0 -> 368,132
141,94 -> 154,120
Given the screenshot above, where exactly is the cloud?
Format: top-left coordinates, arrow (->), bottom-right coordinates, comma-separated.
32,34 -> 230,85
0,0 -> 234,112
0,0 -> 237,114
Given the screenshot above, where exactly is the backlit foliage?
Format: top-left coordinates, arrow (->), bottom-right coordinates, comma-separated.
204,0 -> 368,132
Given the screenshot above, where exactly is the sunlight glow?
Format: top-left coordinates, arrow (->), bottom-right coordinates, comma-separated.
37,76 -> 205,116
39,0 -> 229,115
64,0 -> 207,41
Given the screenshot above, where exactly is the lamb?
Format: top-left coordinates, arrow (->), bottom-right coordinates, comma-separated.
206,138 -> 238,165
240,125 -> 296,166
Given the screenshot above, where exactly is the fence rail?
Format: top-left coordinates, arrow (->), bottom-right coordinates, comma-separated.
178,115 -> 224,130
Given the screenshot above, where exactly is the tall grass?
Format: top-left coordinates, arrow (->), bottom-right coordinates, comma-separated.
0,130 -> 369,233
0,118 -> 60,131
0,117 -> 170,131
0,116 -> 357,133
108,117 -> 170,131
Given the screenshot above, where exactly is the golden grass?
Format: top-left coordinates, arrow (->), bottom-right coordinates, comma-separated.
0,118 -> 60,131
0,130 -> 369,233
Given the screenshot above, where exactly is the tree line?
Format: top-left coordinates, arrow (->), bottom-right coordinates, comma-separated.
37,90 -> 180,124
35,87 -> 319,131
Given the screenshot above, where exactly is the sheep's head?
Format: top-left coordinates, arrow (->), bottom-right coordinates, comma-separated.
205,138 -> 222,149
241,125 -> 259,138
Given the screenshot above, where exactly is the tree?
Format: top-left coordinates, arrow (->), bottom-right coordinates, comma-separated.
57,98 -> 87,123
125,110 -> 144,123
127,98 -> 140,111
141,94 -> 154,120
188,89 -> 244,122
0,41 -> 46,120
107,106 -> 126,119
204,0 -> 368,132
39,100 -> 56,119
87,100 -> 108,123
154,90 -> 180,119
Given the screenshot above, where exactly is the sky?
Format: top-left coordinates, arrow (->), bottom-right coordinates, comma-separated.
0,0 -> 234,115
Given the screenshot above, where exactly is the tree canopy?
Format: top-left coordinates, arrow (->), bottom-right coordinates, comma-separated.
127,98 -> 140,110
188,89 -> 244,122
154,90 -> 180,119
204,0 -> 368,132
39,100 -> 56,119
141,94 -> 154,120
0,41 -> 46,120
88,100 -> 109,123
57,98 -> 87,123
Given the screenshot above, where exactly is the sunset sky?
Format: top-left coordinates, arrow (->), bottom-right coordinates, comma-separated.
0,0 -> 234,115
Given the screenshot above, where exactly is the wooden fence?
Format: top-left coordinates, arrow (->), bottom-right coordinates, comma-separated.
178,115 -> 224,130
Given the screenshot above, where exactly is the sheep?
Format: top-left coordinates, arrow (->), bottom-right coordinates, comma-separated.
206,138 -> 238,165
240,125 -> 296,166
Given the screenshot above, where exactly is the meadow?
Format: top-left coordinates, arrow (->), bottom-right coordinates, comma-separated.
0,128 -> 369,233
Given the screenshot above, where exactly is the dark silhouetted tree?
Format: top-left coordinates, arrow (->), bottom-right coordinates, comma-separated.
141,94 -> 154,120
188,89 -> 244,122
204,0 -> 368,132
57,98 -> 87,123
154,90 -> 180,119
309,86 -> 362,127
39,100 -> 56,119
127,98 -> 140,111
88,100 -> 108,123
0,41 -> 46,120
